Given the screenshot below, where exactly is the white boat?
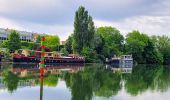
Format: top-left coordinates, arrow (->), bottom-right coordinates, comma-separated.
106,55 -> 133,68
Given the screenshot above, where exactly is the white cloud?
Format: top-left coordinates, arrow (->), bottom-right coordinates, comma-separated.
25,23 -> 73,41
0,16 -> 24,30
0,0 -> 64,13
1,15 -> 170,41
0,16 -> 73,41
0,0 -> 170,41
94,16 -> 170,37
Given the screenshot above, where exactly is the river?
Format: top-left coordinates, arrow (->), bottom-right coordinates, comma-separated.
0,63 -> 169,100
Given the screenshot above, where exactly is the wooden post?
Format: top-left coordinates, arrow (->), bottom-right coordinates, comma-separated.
40,36 -> 45,76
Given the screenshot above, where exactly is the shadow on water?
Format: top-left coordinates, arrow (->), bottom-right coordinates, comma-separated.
1,63 -> 170,99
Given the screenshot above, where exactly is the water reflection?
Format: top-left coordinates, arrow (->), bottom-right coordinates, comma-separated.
2,71 -> 19,93
124,65 -> 164,95
40,76 -> 44,100
0,63 -> 170,100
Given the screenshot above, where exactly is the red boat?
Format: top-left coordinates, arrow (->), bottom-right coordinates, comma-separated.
13,48 -> 85,63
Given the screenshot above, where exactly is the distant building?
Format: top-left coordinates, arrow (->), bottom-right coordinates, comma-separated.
60,41 -> 66,45
0,28 -> 39,42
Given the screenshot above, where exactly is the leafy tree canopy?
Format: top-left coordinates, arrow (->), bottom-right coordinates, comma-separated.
44,35 -> 60,51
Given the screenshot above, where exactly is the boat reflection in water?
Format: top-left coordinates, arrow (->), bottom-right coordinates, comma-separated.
12,63 -> 85,77
12,63 -> 85,100
2,63 -> 170,100
106,62 -> 133,73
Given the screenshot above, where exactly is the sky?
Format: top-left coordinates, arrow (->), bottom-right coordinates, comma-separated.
0,0 -> 170,41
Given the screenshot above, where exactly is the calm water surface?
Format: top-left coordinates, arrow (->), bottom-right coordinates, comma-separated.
0,63 -> 170,100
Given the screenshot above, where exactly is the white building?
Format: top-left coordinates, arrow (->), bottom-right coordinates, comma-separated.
0,28 -> 39,42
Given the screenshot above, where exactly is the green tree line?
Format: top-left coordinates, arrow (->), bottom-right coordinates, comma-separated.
0,30 -> 60,53
64,6 -> 170,64
1,6 -> 170,64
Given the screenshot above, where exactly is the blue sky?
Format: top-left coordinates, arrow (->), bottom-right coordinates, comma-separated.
0,0 -> 170,40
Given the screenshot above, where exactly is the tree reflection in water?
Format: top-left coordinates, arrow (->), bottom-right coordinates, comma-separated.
1,64 -> 170,99
3,71 -> 19,93
64,64 -> 170,99
39,75 -> 59,100
124,64 -> 170,95
63,64 -> 122,100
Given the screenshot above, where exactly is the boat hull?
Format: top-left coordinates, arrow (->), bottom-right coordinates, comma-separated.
106,59 -> 133,67
13,56 -> 85,63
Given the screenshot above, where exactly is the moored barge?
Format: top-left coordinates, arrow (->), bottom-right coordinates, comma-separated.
13,49 -> 85,63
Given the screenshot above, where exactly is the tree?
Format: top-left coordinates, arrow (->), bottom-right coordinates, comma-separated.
87,16 -> 95,47
96,27 -> 124,58
8,30 -> 21,52
60,48 -> 69,56
0,41 -> 9,48
28,42 -> 40,50
125,30 -> 149,63
65,35 -> 73,54
21,41 -> 40,50
143,40 -> 163,64
44,35 -> 60,51
36,35 -> 41,43
93,33 -> 105,54
73,6 -> 95,53
81,47 -> 97,62
151,35 -> 170,64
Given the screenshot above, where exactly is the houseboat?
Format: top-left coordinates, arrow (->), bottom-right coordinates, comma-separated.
106,55 -> 133,67
13,48 -> 85,63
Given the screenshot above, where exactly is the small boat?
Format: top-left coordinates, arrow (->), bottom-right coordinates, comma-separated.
106,55 -> 133,67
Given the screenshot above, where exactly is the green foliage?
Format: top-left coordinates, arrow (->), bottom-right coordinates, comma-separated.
21,41 -> 29,49
151,35 -> 170,64
81,47 -> 97,63
28,42 -> 40,50
126,31 -> 149,63
60,48 -> 69,56
36,35 -> 41,43
73,6 -> 95,53
93,33 -> 104,54
65,35 -> 73,54
0,41 -> 9,48
0,49 -> 11,58
7,30 -> 21,52
143,40 -> 163,64
87,16 -> 95,47
96,26 -> 124,58
44,35 -> 60,51
21,41 -> 40,50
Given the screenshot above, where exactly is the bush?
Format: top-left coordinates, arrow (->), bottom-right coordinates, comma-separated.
81,47 -> 98,63
21,41 -> 40,50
